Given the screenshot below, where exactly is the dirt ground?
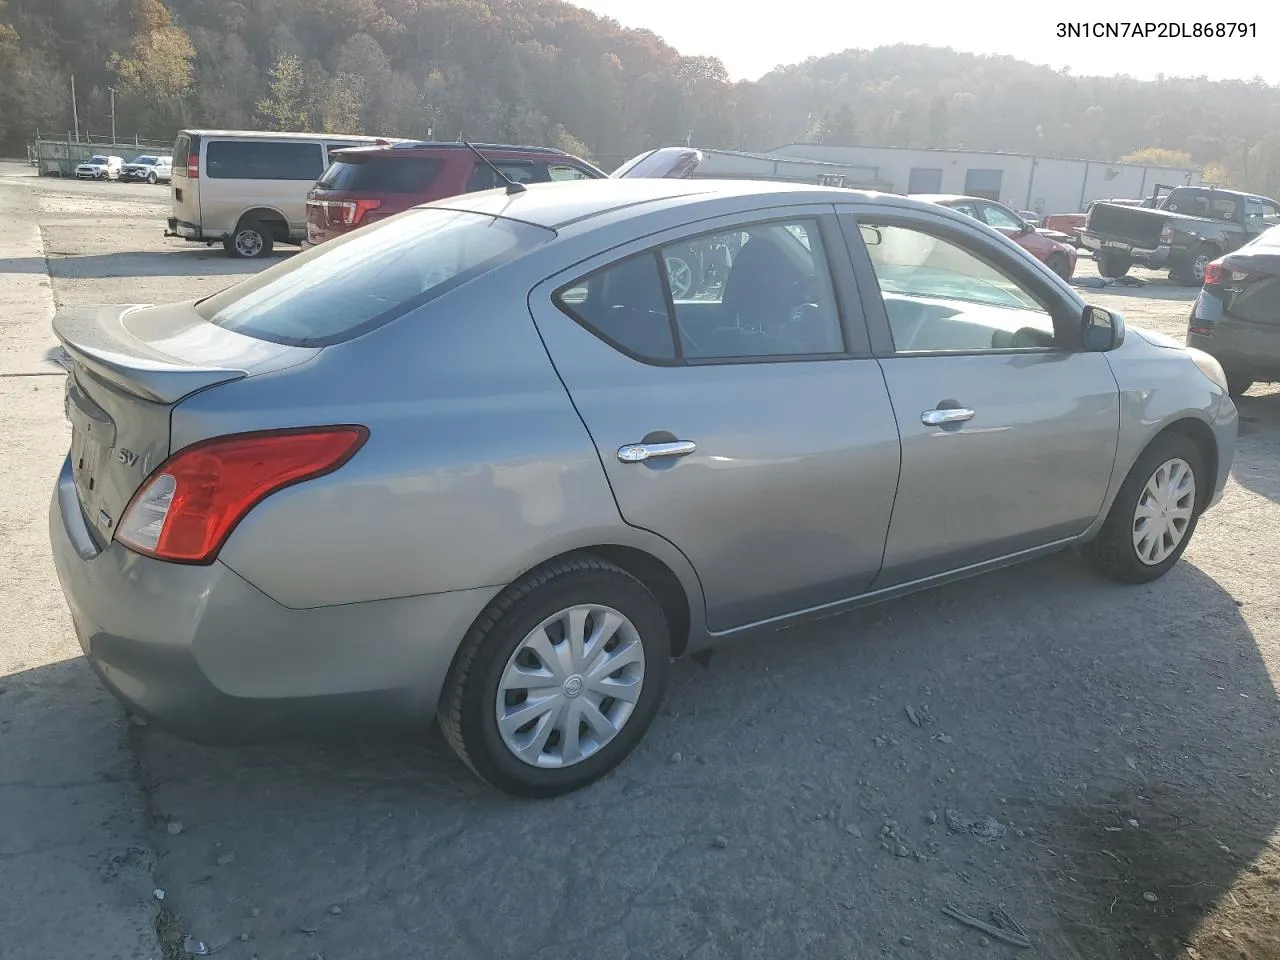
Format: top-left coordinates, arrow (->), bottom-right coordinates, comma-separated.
1,163 -> 1277,960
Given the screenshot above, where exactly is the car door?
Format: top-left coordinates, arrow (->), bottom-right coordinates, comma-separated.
527,206 -> 902,633
839,204 -> 1121,586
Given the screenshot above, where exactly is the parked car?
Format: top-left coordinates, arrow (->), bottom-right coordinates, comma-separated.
165,130 -> 399,259
75,155 -> 124,181
912,194 -> 1078,280
305,142 -> 608,247
1187,224 -> 1280,396
122,155 -> 172,184
51,179 -> 1237,797
1081,185 -> 1280,284
1045,198 -> 1151,247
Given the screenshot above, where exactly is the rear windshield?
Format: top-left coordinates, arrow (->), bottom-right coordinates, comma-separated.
1163,189 -> 1241,221
196,209 -> 553,347
317,156 -> 443,193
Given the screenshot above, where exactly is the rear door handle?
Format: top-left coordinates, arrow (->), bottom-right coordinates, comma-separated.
921,408 -> 975,426
617,440 -> 697,463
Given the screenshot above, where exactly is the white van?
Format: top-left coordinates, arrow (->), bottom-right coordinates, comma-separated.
166,130 -> 394,258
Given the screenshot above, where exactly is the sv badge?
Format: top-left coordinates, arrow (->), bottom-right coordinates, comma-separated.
117,448 -> 139,466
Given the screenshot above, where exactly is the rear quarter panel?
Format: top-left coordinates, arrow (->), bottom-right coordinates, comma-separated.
172,261 -> 704,617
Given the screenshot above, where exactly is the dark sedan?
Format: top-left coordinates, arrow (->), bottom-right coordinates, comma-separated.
1187,225 -> 1280,396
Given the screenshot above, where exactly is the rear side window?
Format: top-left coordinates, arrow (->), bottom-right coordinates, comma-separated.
465,160 -> 546,192
317,157 -> 443,193
206,140 -> 325,181
196,209 -> 552,347
555,254 -> 677,361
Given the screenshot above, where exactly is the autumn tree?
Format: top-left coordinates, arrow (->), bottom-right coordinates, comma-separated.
109,0 -> 195,133
1119,147 -> 1193,168
256,54 -> 311,131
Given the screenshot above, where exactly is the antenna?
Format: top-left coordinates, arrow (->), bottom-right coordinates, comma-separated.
462,140 -> 525,195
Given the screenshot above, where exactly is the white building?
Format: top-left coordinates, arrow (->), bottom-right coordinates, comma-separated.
686,147 -> 891,191
763,144 -> 1201,216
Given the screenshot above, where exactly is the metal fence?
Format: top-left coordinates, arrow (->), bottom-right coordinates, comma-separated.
30,134 -> 173,177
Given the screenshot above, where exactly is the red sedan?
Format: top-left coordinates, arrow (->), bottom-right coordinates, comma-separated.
912,194 -> 1078,281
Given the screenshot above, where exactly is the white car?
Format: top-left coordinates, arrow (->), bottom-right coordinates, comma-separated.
122,155 -> 173,184
75,155 -> 125,181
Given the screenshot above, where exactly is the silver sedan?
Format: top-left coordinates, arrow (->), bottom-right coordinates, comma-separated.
49,179 -> 1237,797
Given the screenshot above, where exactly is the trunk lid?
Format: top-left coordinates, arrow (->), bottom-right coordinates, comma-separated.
54,302 -> 315,546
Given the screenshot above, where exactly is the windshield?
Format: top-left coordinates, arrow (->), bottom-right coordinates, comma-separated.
132,156 -> 157,164
197,208 -> 553,346
87,156 -> 108,164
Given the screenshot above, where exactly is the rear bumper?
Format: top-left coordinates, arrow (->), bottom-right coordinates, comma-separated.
49,454 -> 498,745
1080,232 -> 1171,265
164,218 -> 202,240
1188,294 -> 1280,379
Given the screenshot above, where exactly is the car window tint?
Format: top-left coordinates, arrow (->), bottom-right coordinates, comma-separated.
465,160 -> 546,192
206,140 -> 324,181
982,204 -> 1023,230
660,220 -> 844,359
554,254 -> 677,361
860,223 -> 1056,353
317,157 -> 442,192
197,209 -> 552,347
547,163 -> 595,181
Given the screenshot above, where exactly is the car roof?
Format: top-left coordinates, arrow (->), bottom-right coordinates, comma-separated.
331,141 -> 576,160
426,178 -> 927,230
178,130 -> 394,142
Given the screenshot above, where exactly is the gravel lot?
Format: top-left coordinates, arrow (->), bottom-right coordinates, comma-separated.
2,163 -> 1278,960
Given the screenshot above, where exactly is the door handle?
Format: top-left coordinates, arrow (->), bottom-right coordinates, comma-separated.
921,408 -> 975,426
617,440 -> 697,463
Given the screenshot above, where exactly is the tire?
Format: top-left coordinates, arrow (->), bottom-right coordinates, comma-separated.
1083,432 -> 1206,584
147,171 -> 157,184
1046,251 -> 1071,281
438,555 -> 671,798
224,220 -> 273,259
1097,251 -> 1132,279
1174,245 -> 1218,287
1225,371 -> 1254,398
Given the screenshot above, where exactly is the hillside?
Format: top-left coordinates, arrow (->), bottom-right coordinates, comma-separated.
2,0 -> 1279,196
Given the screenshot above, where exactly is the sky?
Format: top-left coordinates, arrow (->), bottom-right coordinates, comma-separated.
573,1 -> 1280,85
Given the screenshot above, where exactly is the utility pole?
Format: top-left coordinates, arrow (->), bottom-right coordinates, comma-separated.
71,75 -> 80,142
109,87 -> 117,146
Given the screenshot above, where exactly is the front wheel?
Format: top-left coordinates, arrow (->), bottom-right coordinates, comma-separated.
147,171 -> 157,184
438,556 -> 670,797
1083,432 -> 1205,584
1046,251 -> 1072,281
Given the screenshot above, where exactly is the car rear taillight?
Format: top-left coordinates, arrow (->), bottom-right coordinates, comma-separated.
341,199 -> 382,226
115,426 -> 368,564
187,154 -> 199,178
1202,262 -> 1226,286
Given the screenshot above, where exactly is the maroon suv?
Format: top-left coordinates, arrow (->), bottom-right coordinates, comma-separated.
305,142 -> 608,246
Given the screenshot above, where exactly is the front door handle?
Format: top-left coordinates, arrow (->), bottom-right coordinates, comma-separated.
617,440 -> 697,463
921,408 -> 975,426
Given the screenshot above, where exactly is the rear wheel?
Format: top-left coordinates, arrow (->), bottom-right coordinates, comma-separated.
224,220 -> 273,259
1174,244 -> 1218,286
1046,251 -> 1071,281
1083,432 -> 1205,584
1097,251 -> 1132,279
438,556 -> 670,797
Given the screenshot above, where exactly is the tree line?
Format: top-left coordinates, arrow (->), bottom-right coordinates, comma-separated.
3,0 -> 1280,201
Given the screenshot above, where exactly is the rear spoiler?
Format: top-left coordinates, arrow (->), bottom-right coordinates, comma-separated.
53,306 -> 248,405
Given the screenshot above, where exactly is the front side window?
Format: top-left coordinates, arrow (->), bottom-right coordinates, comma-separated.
206,140 -> 325,181
197,209 -> 552,346
860,222 -> 1056,353
982,203 -> 1024,231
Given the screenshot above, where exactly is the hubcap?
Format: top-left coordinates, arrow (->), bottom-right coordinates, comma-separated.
235,230 -> 264,257
665,257 -> 693,298
1132,457 -> 1196,566
1193,255 -> 1210,280
496,604 -> 645,768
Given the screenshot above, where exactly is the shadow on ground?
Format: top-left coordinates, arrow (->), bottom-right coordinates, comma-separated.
1233,389 -> 1280,504
108,551 -> 1279,960
30,248 -> 294,280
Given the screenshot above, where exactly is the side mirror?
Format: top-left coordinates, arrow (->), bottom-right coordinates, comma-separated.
859,224 -> 883,246
1019,221 -> 1034,235
1083,305 -> 1125,351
